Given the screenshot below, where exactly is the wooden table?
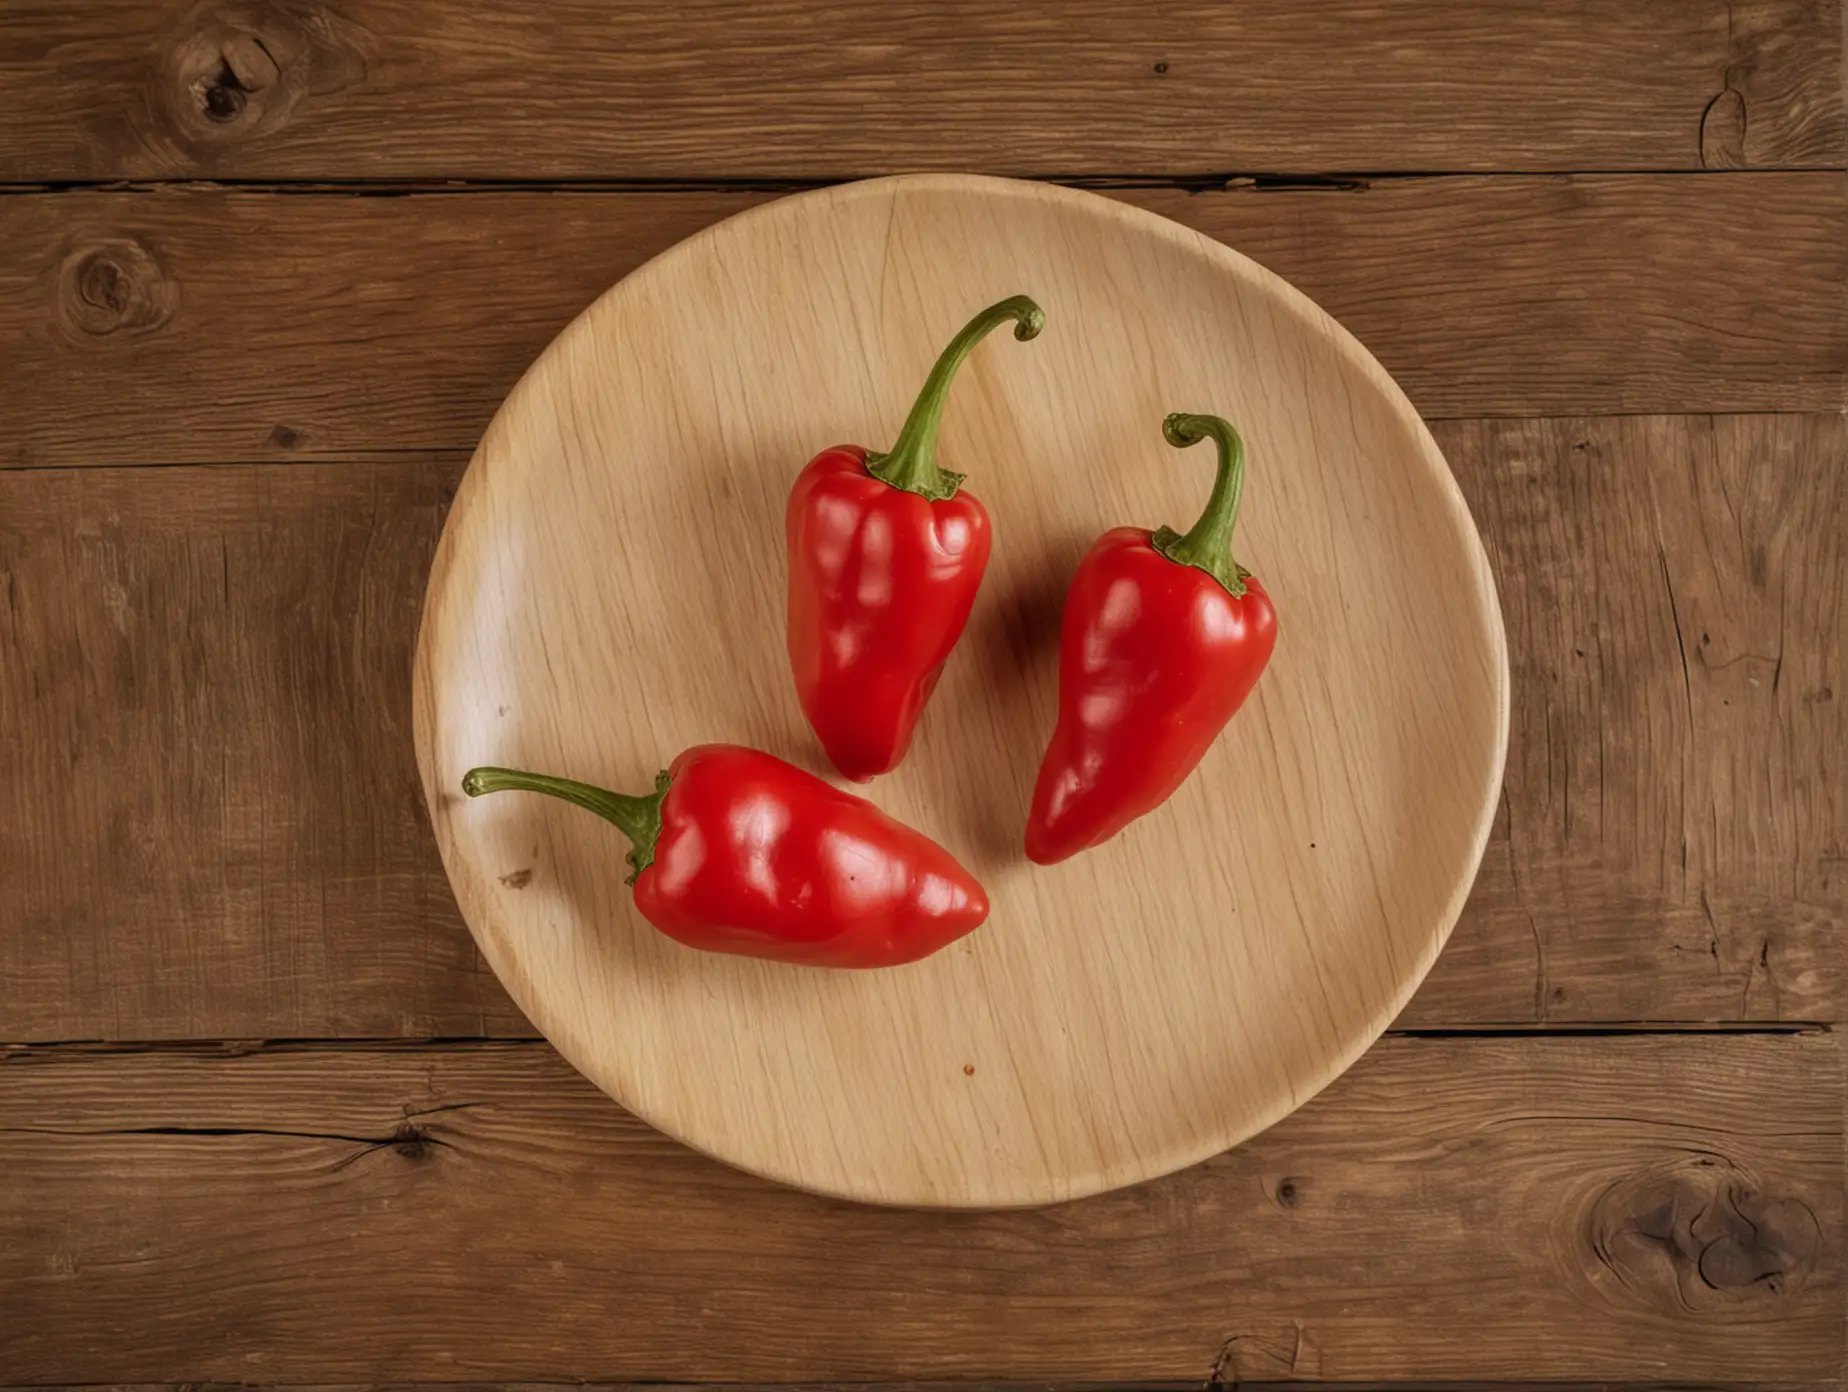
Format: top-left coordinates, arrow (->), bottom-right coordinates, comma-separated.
2,4 -> 1842,1387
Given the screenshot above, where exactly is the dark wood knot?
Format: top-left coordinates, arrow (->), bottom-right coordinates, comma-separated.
1588,1153 -> 1822,1311
58,238 -> 177,338
156,3 -> 364,150
196,34 -> 276,123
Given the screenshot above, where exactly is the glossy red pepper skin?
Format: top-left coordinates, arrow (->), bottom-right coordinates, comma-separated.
1026,531 -> 1277,863
1026,414 -> 1277,865
464,744 -> 988,969
786,446 -> 991,781
786,296 -> 1042,781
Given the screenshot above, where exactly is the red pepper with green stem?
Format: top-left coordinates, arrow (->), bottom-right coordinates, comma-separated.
463,744 -> 988,968
1025,412 -> 1277,865
787,295 -> 1043,781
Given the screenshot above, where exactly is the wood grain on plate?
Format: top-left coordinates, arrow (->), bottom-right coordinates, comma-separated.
3,417 -> 1838,1044
2,0 -> 1839,179
1,1034 -> 1838,1384
413,173 -> 1507,1205
5,175 -> 1843,468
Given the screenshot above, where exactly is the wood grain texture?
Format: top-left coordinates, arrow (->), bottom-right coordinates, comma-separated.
1,0 -> 1840,179
0,1034 -> 1839,1383
3,175 -> 1844,470
411,174 -> 1509,1205
3,416 -> 1840,1044
1441,414 -> 1848,1026
0,459 -> 519,1040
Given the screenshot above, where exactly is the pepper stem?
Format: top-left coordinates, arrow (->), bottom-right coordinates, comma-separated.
864,294 -> 1044,501
462,765 -> 671,884
1151,412 -> 1251,597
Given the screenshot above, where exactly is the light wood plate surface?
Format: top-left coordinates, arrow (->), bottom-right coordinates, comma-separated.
413,173 -> 1508,1207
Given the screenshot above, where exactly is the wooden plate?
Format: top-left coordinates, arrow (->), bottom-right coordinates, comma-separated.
413,174 -> 1508,1207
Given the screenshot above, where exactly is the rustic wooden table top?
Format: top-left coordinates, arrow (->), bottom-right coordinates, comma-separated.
1,3 -> 1842,1388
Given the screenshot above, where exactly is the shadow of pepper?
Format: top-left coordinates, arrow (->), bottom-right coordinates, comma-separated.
946,529 -> 1089,863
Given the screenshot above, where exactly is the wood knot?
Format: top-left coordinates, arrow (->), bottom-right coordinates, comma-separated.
58,239 -> 177,338
1700,87 -> 1748,169
1586,1153 -> 1821,1312
391,1122 -> 434,1161
1208,1324 -> 1319,1382
155,3 -> 363,153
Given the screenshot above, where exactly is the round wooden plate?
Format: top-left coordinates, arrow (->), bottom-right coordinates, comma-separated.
414,173 -> 1508,1208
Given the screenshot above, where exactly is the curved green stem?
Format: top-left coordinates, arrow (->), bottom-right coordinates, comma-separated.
1151,412 -> 1251,597
462,765 -> 671,884
865,294 -> 1044,501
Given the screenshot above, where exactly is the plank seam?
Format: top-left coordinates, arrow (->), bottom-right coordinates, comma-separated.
3,166 -> 1846,198
0,1023 -> 1831,1058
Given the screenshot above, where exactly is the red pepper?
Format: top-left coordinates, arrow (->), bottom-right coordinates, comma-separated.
787,295 -> 1043,781
462,744 -> 988,968
1025,413 -> 1277,865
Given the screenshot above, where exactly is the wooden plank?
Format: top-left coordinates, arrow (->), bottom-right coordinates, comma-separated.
0,1034 -> 1839,1383
0,458 -> 522,1040
1436,414 -> 1847,1025
1,415 -> 1839,1041
1,1 -> 1840,179
2,176 -> 1843,471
